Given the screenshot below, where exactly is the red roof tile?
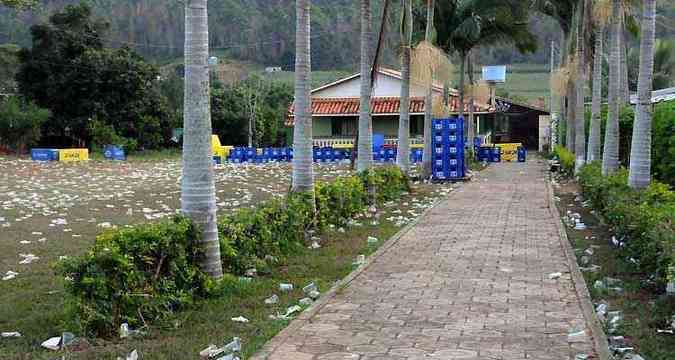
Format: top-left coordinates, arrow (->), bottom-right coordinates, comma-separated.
286,97 -> 492,126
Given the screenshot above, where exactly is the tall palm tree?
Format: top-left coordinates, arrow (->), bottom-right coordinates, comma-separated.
357,0 -> 373,173
397,0 -> 413,173
422,0 -> 435,179
602,0 -> 621,175
587,0 -> 608,163
628,0 -> 656,189
618,21 -> 630,105
291,0 -> 315,199
574,0 -> 589,172
182,0 -> 222,279
434,0 -> 537,135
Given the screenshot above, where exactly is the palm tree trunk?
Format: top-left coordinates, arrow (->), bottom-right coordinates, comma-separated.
182,0 -> 222,279
628,0 -> 656,189
588,25 -> 604,162
396,0 -> 412,173
291,0 -> 315,196
422,0 -> 434,179
619,24 -> 630,105
357,0 -> 373,173
602,0 -> 621,175
458,53 -> 466,124
467,49 -> 476,145
574,0 -> 587,173
565,79 -> 575,150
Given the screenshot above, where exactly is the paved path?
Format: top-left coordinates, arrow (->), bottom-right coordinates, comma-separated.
253,160 -> 597,360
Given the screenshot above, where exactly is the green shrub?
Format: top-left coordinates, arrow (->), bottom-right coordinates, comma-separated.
57,216 -> 213,337
577,163 -> 675,287
554,145 -> 575,176
0,96 -> 50,152
652,102 -> 675,187
59,166 -> 411,337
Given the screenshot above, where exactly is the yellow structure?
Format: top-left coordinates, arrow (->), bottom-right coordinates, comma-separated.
211,135 -> 232,158
59,149 -> 89,162
495,143 -> 522,162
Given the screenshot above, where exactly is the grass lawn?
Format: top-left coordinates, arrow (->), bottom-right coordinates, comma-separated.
0,155 -> 452,359
554,178 -> 675,360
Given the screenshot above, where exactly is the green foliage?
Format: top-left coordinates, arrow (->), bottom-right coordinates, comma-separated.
0,0 -> 37,9
652,101 -> 675,187
88,118 -> 138,152
0,95 -> 50,152
0,44 -> 19,93
56,216 -> 214,337
577,163 -> 675,288
16,4 -> 174,149
554,145 -> 575,176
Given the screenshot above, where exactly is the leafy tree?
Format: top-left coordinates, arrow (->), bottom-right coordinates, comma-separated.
0,0 -> 37,9
0,44 -> 19,93
0,96 -> 50,152
15,3 -> 172,149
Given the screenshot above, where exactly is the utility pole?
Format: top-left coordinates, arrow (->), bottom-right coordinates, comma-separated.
549,40 -> 558,150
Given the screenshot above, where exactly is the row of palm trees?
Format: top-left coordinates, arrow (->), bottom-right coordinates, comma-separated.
546,0 -> 657,190
181,0 -> 658,278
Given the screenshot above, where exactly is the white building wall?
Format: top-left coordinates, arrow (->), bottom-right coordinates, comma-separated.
312,73 -> 440,98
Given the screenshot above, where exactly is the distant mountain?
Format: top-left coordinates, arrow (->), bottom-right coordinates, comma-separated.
0,0 -> 673,71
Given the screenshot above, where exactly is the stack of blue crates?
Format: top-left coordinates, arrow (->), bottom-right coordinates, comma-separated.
431,117 -> 465,180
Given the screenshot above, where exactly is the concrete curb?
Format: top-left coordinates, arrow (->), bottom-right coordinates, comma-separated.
545,174 -> 612,360
249,183 -> 454,360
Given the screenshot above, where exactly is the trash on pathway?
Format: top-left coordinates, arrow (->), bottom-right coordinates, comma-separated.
353,254 -> 366,266
120,323 -> 145,339
548,272 -> 563,280
231,316 -> 249,323
608,336 -> 633,354
574,354 -> 590,360
580,256 -> 591,265
574,222 -> 587,230
584,248 -> 594,256
2,271 -> 18,281
567,329 -> 587,343
367,236 -> 379,245
200,337 -> 241,359
1,332 -> 21,338
299,298 -> 313,306
308,290 -> 321,300
309,241 -> 321,249
607,311 -> 623,334
279,283 -> 293,292
580,265 -> 601,273
264,294 -> 279,305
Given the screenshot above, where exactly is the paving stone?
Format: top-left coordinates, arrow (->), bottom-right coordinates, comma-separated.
255,161 -> 596,359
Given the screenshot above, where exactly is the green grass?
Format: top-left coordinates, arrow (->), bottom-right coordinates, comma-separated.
556,185 -> 675,360
258,70 -> 353,90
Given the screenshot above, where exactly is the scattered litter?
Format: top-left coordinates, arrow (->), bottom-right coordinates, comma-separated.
548,272 -> 563,280
19,253 -> 39,264
574,222 -> 587,230
120,323 -> 145,338
270,305 -> 303,321
308,290 -> 321,300
2,271 -> 18,281
567,329 -> 587,343
126,349 -> 139,360
262,294 -> 279,306
607,311 -> 623,334
309,241 -> 321,249
574,354 -> 590,360
353,254 -> 366,266
244,268 -> 257,277
302,282 -> 317,294
1,332 -> 21,338
279,283 -> 293,292
367,236 -> 379,245
299,298 -> 313,306
584,248 -> 594,256
595,303 -> 608,320
41,336 -> 61,351
231,316 -> 249,323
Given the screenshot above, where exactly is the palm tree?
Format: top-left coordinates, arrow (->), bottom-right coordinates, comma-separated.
434,0 -> 537,137
587,0 -> 608,163
574,0 -> 590,172
182,0 -> 223,279
396,0 -> 413,173
602,0 -> 621,175
357,0 -> 373,173
628,0 -> 656,189
291,0 -> 315,199
422,0 -> 435,179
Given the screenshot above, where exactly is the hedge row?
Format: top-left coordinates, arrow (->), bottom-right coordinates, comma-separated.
577,163 -> 675,289
57,166 -> 410,336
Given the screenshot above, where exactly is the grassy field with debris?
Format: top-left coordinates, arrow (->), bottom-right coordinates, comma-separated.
553,177 -> 675,360
0,154 -> 455,359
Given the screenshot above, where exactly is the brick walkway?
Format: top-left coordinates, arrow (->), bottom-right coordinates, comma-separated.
253,160 -> 596,360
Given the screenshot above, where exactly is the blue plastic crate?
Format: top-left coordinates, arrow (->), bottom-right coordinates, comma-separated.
517,147 -> 527,162
31,148 -> 59,161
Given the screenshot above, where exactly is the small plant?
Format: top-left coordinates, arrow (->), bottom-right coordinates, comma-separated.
554,145 -> 575,176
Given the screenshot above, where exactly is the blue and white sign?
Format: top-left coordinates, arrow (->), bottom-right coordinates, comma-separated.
482,65 -> 507,83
